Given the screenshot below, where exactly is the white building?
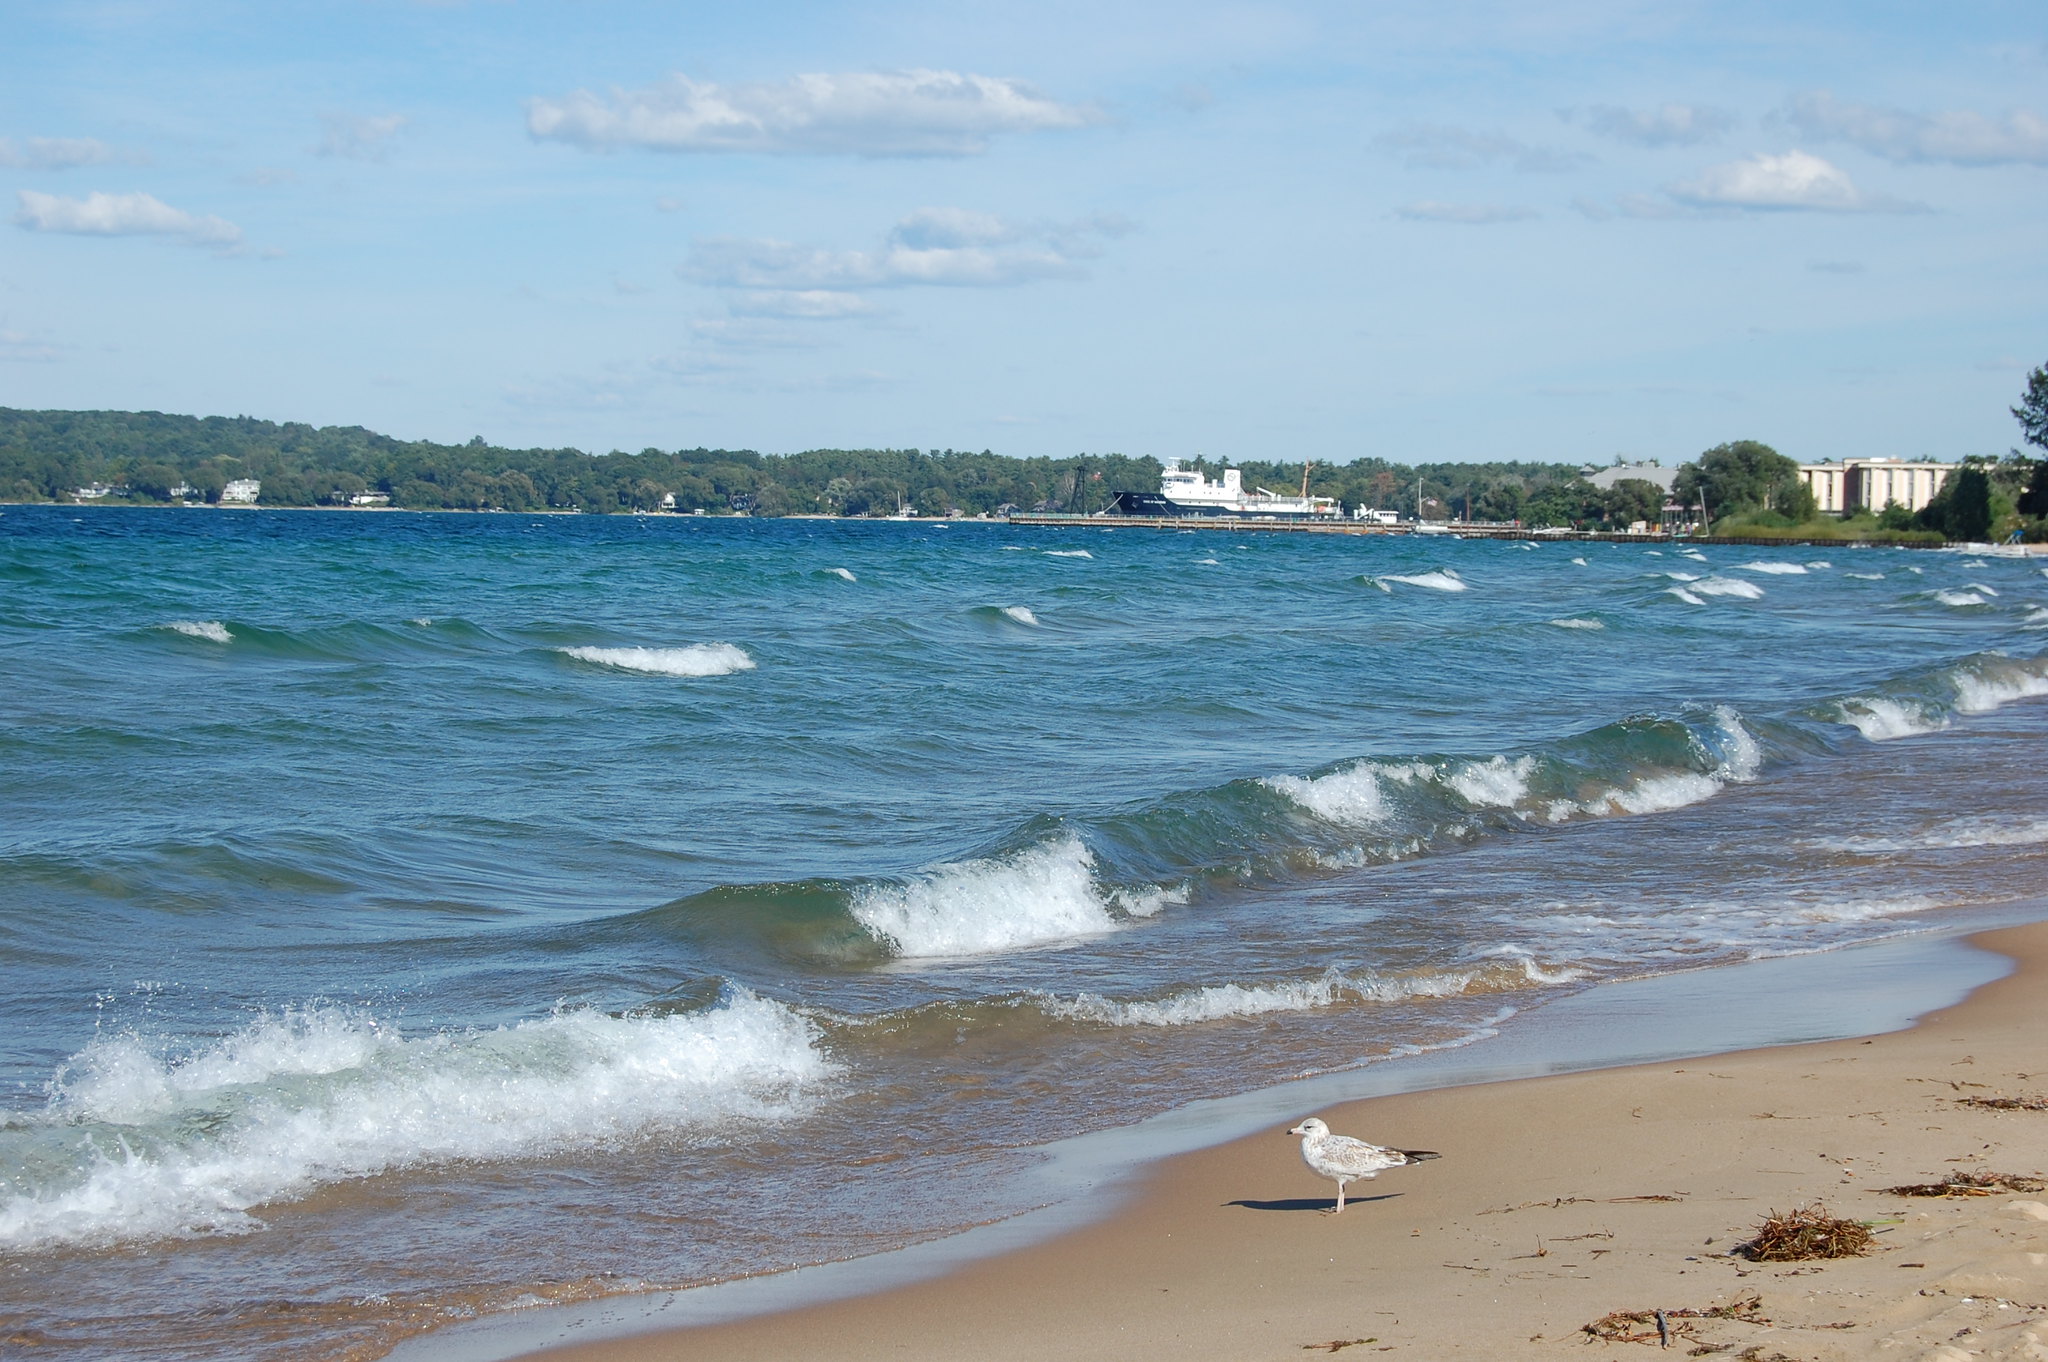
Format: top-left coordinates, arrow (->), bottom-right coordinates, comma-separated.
1798,458 -> 1951,515
220,478 -> 261,504
1584,462 -> 1678,493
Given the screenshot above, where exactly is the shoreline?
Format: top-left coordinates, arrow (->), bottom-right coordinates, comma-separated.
393,910 -> 2048,1362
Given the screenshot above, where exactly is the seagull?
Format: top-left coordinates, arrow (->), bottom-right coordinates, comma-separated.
1287,1116 -> 1440,1213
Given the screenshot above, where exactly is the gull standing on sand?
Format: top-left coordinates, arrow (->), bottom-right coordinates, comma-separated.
1287,1117 -> 1440,1213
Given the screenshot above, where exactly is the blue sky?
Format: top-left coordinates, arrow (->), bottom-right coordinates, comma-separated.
2,1 -> 2043,466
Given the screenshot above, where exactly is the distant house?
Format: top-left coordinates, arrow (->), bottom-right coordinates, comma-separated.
220,478 -> 261,504
1797,458 -> 1950,515
73,483 -> 117,500
349,492 -> 390,507
659,492 -> 676,511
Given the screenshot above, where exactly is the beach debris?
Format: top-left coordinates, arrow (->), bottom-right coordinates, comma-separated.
1736,1205 -> 1873,1261
1956,1094 -> 2048,1112
1302,1339 -> 1377,1352
1286,1117 -> 1439,1214
1581,1295 -> 1768,1347
1882,1170 -> 2046,1197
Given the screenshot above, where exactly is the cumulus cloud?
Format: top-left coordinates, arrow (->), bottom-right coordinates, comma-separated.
0,136 -> 124,170
1566,103 -> 1733,147
682,208 -> 1123,292
316,112 -> 410,160
1375,123 -> 1589,173
1394,200 -> 1538,223
1782,91 -> 2048,166
13,189 -> 242,246
527,69 -> 1101,157
1666,150 -> 1919,212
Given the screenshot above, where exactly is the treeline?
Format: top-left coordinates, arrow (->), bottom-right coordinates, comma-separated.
0,406 -> 1646,525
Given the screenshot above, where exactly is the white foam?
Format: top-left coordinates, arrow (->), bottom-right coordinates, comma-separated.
1964,582 -> 2000,597
1661,571 -> 1701,581
1806,561 -> 1831,569
1844,572 -> 1884,580
1693,576 -> 1764,599
850,837 -> 1125,958
827,567 -> 856,582
2025,608 -> 2048,629
1559,708 -> 1756,819
1384,569 -> 1467,592
1357,576 -> 1393,593
558,644 -> 755,677
1000,606 -> 1041,626
1264,763 -> 1391,825
1835,696 -> 1948,741
2,992 -> 831,1250
1038,959 -> 1582,1028
164,620 -> 232,644
1195,557 -> 1221,566
1953,661 -> 2048,714
1934,589 -> 1991,608
1108,884 -> 1191,919
1818,815 -> 2048,854
1570,557 -> 1588,566
1549,617 -> 1604,630
1044,549 -> 1093,559
1666,587 -> 1704,605
1445,755 -> 1536,808
1737,561 -> 1807,575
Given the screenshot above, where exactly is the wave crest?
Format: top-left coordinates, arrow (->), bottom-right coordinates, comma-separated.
558,644 -> 755,677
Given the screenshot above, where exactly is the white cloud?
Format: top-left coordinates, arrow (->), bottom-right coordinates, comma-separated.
726,289 -> 880,319
1375,124 -> 1589,172
1394,201 -> 1538,223
316,112 -> 410,161
526,69 -> 1101,157
13,189 -> 242,246
0,136 -> 123,170
1782,91 -> 2048,166
0,325 -> 62,362
1666,150 -> 1918,212
682,209 -> 1119,292
1567,103 -> 1733,147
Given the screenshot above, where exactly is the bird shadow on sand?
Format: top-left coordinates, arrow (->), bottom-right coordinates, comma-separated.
1227,1193 -> 1402,1213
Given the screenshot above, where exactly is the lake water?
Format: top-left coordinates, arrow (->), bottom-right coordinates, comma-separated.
2,505 -> 2044,1360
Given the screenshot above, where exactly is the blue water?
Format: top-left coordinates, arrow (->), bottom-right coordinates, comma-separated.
2,506 -> 2045,1360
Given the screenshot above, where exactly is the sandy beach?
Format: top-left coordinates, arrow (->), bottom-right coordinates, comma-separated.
504,922 -> 2048,1362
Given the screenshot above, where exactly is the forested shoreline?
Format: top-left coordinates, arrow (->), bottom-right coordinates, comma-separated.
3,401 -> 2043,539
0,407 -> 1651,526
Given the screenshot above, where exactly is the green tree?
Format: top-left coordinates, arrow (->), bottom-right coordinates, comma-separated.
1601,478 -> 1665,528
2014,362 -> 2048,451
1946,464 -> 1993,541
2018,461 -> 2048,519
1673,441 -> 1800,521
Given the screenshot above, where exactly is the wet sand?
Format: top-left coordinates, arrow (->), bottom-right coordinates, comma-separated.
500,921 -> 2048,1362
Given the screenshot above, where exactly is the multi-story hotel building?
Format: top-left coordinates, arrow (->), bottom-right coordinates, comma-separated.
1797,458 -> 1953,515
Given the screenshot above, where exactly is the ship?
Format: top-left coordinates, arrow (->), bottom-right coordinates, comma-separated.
1106,460 -> 1341,519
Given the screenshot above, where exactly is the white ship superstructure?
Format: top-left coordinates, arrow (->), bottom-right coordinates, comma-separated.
1156,460 -> 1339,518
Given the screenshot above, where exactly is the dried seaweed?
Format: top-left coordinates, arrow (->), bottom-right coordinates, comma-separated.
1882,1169 -> 2046,1197
1581,1296 -> 1767,1346
1956,1095 -> 2048,1112
1737,1205 -> 1872,1262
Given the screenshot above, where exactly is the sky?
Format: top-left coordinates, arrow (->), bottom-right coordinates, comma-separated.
2,0 -> 2044,466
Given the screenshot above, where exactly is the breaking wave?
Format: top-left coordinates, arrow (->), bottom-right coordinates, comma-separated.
1000,606 -> 1041,627
1550,617 -> 1604,630
557,644 -> 756,677
1827,652 -> 2048,739
1044,549 -> 1093,559
1383,569 -> 1467,592
1737,561 -> 1807,575
1692,576 -> 1764,599
0,990 -> 833,1251
850,836 -> 1132,958
163,620 -> 232,643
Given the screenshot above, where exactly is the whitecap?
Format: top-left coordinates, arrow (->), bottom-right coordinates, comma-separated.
1953,662 -> 2048,714
1045,549 -> 1093,559
1265,762 -> 1400,825
1383,569 -> 1467,592
1195,557 -> 1221,566
1844,572 -> 1884,581
999,605 -> 1040,626
1665,587 -> 1705,605
164,620 -> 232,644
558,644 -> 755,677
1662,571 -> 1701,582
1570,557 -> 1588,566
1444,754 -> 1537,809
851,837 -> 1129,958
1692,576 -> 1764,599
1806,561 -> 1831,569
2,992 -> 831,1250
1834,696 -> 1948,741
1037,959 -> 1581,1028
1549,617 -> 1604,630
827,567 -> 856,582
1737,561 -> 1807,575
1932,589 -> 1991,608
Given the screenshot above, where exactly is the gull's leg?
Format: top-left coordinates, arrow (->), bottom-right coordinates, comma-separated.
1334,1179 -> 1347,1213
